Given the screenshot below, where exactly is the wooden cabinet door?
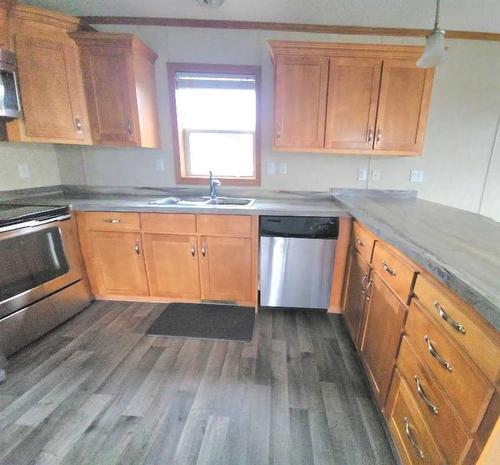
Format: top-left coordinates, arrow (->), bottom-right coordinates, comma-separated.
198,235 -> 253,303
79,46 -> 139,146
14,33 -> 90,143
325,57 -> 382,150
274,55 -> 329,148
143,234 -> 200,300
342,247 -> 370,348
374,60 -> 433,154
88,231 -> 148,296
360,272 -> 406,408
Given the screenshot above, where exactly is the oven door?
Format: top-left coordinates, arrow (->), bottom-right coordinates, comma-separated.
0,217 -> 83,319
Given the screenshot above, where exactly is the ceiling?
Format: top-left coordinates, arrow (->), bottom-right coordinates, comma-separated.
23,0 -> 500,33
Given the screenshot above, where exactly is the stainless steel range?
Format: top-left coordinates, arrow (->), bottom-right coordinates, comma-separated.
0,204 -> 91,378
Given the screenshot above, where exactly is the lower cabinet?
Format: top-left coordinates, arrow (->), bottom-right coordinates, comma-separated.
78,212 -> 257,305
359,272 -> 407,408
88,230 -> 149,296
344,221 -> 500,465
143,234 -> 200,300
342,246 -> 370,347
386,369 -> 445,465
198,236 -> 253,303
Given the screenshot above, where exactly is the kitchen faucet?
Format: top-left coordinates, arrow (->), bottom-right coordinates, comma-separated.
209,171 -> 221,200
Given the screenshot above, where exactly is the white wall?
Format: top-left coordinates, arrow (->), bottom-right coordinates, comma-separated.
0,142 -> 60,191
56,25 -> 500,221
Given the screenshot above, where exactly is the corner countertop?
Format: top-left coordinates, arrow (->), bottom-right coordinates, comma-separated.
2,187 -> 499,330
334,192 -> 500,330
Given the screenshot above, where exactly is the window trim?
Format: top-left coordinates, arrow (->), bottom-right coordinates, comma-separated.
167,62 -> 262,186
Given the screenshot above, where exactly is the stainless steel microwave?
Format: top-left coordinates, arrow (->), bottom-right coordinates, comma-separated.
0,49 -> 22,119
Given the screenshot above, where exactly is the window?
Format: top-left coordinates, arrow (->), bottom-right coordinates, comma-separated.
168,63 -> 261,185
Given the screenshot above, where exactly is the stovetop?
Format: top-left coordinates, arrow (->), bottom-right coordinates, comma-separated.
0,204 -> 70,228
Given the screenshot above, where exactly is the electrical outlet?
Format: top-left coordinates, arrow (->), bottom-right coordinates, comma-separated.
410,169 -> 424,183
18,163 -> 30,179
371,169 -> 381,181
278,162 -> 287,175
358,168 -> 368,182
155,159 -> 165,172
266,161 -> 276,176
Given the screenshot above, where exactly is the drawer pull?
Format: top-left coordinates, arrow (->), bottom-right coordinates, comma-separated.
404,417 -> 425,459
382,261 -> 397,276
433,301 -> 466,335
356,238 -> 365,247
424,336 -> 453,372
104,218 -> 121,224
414,376 -> 439,415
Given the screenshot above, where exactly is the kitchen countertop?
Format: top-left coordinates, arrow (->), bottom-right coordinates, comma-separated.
2,187 -> 499,329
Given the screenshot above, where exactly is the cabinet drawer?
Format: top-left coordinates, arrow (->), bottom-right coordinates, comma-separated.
405,300 -> 494,433
352,221 -> 376,263
141,213 -> 196,234
80,212 -> 141,231
372,242 -> 417,304
414,274 -> 500,384
196,215 -> 252,238
397,336 -> 472,465
388,370 -> 444,465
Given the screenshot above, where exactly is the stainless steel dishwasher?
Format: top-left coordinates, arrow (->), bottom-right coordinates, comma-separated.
259,216 -> 338,310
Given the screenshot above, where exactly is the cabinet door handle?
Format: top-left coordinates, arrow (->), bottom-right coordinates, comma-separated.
365,280 -> 373,301
367,127 -> 373,143
191,243 -> 196,257
104,218 -> 121,224
276,125 -> 281,139
201,242 -> 207,257
127,118 -> 133,136
361,272 -> 369,290
382,261 -> 397,276
424,336 -> 453,372
376,127 -> 382,143
414,376 -> 439,415
74,116 -> 83,134
404,417 -> 425,459
134,240 -> 141,256
433,301 -> 466,335
355,238 -> 365,247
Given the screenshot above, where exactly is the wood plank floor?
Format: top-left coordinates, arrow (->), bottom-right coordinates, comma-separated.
0,301 -> 398,465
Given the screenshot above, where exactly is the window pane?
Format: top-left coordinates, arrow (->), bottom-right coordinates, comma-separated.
186,131 -> 255,177
176,88 -> 256,131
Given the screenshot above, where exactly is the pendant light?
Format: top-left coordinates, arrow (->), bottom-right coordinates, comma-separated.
417,0 -> 446,68
195,0 -> 225,7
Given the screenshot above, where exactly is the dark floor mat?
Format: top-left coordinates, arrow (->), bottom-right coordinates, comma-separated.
146,303 -> 255,342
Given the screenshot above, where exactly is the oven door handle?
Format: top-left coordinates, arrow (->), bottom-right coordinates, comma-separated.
0,214 -> 72,233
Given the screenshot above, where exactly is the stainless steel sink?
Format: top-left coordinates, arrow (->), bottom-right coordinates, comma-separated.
205,197 -> 255,206
148,196 -> 255,207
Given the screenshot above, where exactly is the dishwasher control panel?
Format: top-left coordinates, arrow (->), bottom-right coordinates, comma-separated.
260,216 -> 339,239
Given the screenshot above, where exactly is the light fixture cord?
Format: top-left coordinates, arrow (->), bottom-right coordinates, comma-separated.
434,0 -> 441,30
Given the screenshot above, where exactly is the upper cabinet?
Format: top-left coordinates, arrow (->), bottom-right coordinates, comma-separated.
274,55 -> 329,148
71,33 -> 161,148
6,4 -> 92,144
269,41 -> 435,156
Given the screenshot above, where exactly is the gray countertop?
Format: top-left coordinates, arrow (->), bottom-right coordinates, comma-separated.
3,188 -> 499,329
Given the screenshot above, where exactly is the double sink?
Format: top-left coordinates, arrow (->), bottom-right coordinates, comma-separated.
148,196 -> 256,207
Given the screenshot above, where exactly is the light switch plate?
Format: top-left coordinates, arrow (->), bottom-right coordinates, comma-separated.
358,168 -> 368,182
155,159 -> 165,172
278,162 -> 287,175
410,169 -> 424,183
18,163 -> 30,179
266,161 -> 276,176
371,169 -> 381,181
